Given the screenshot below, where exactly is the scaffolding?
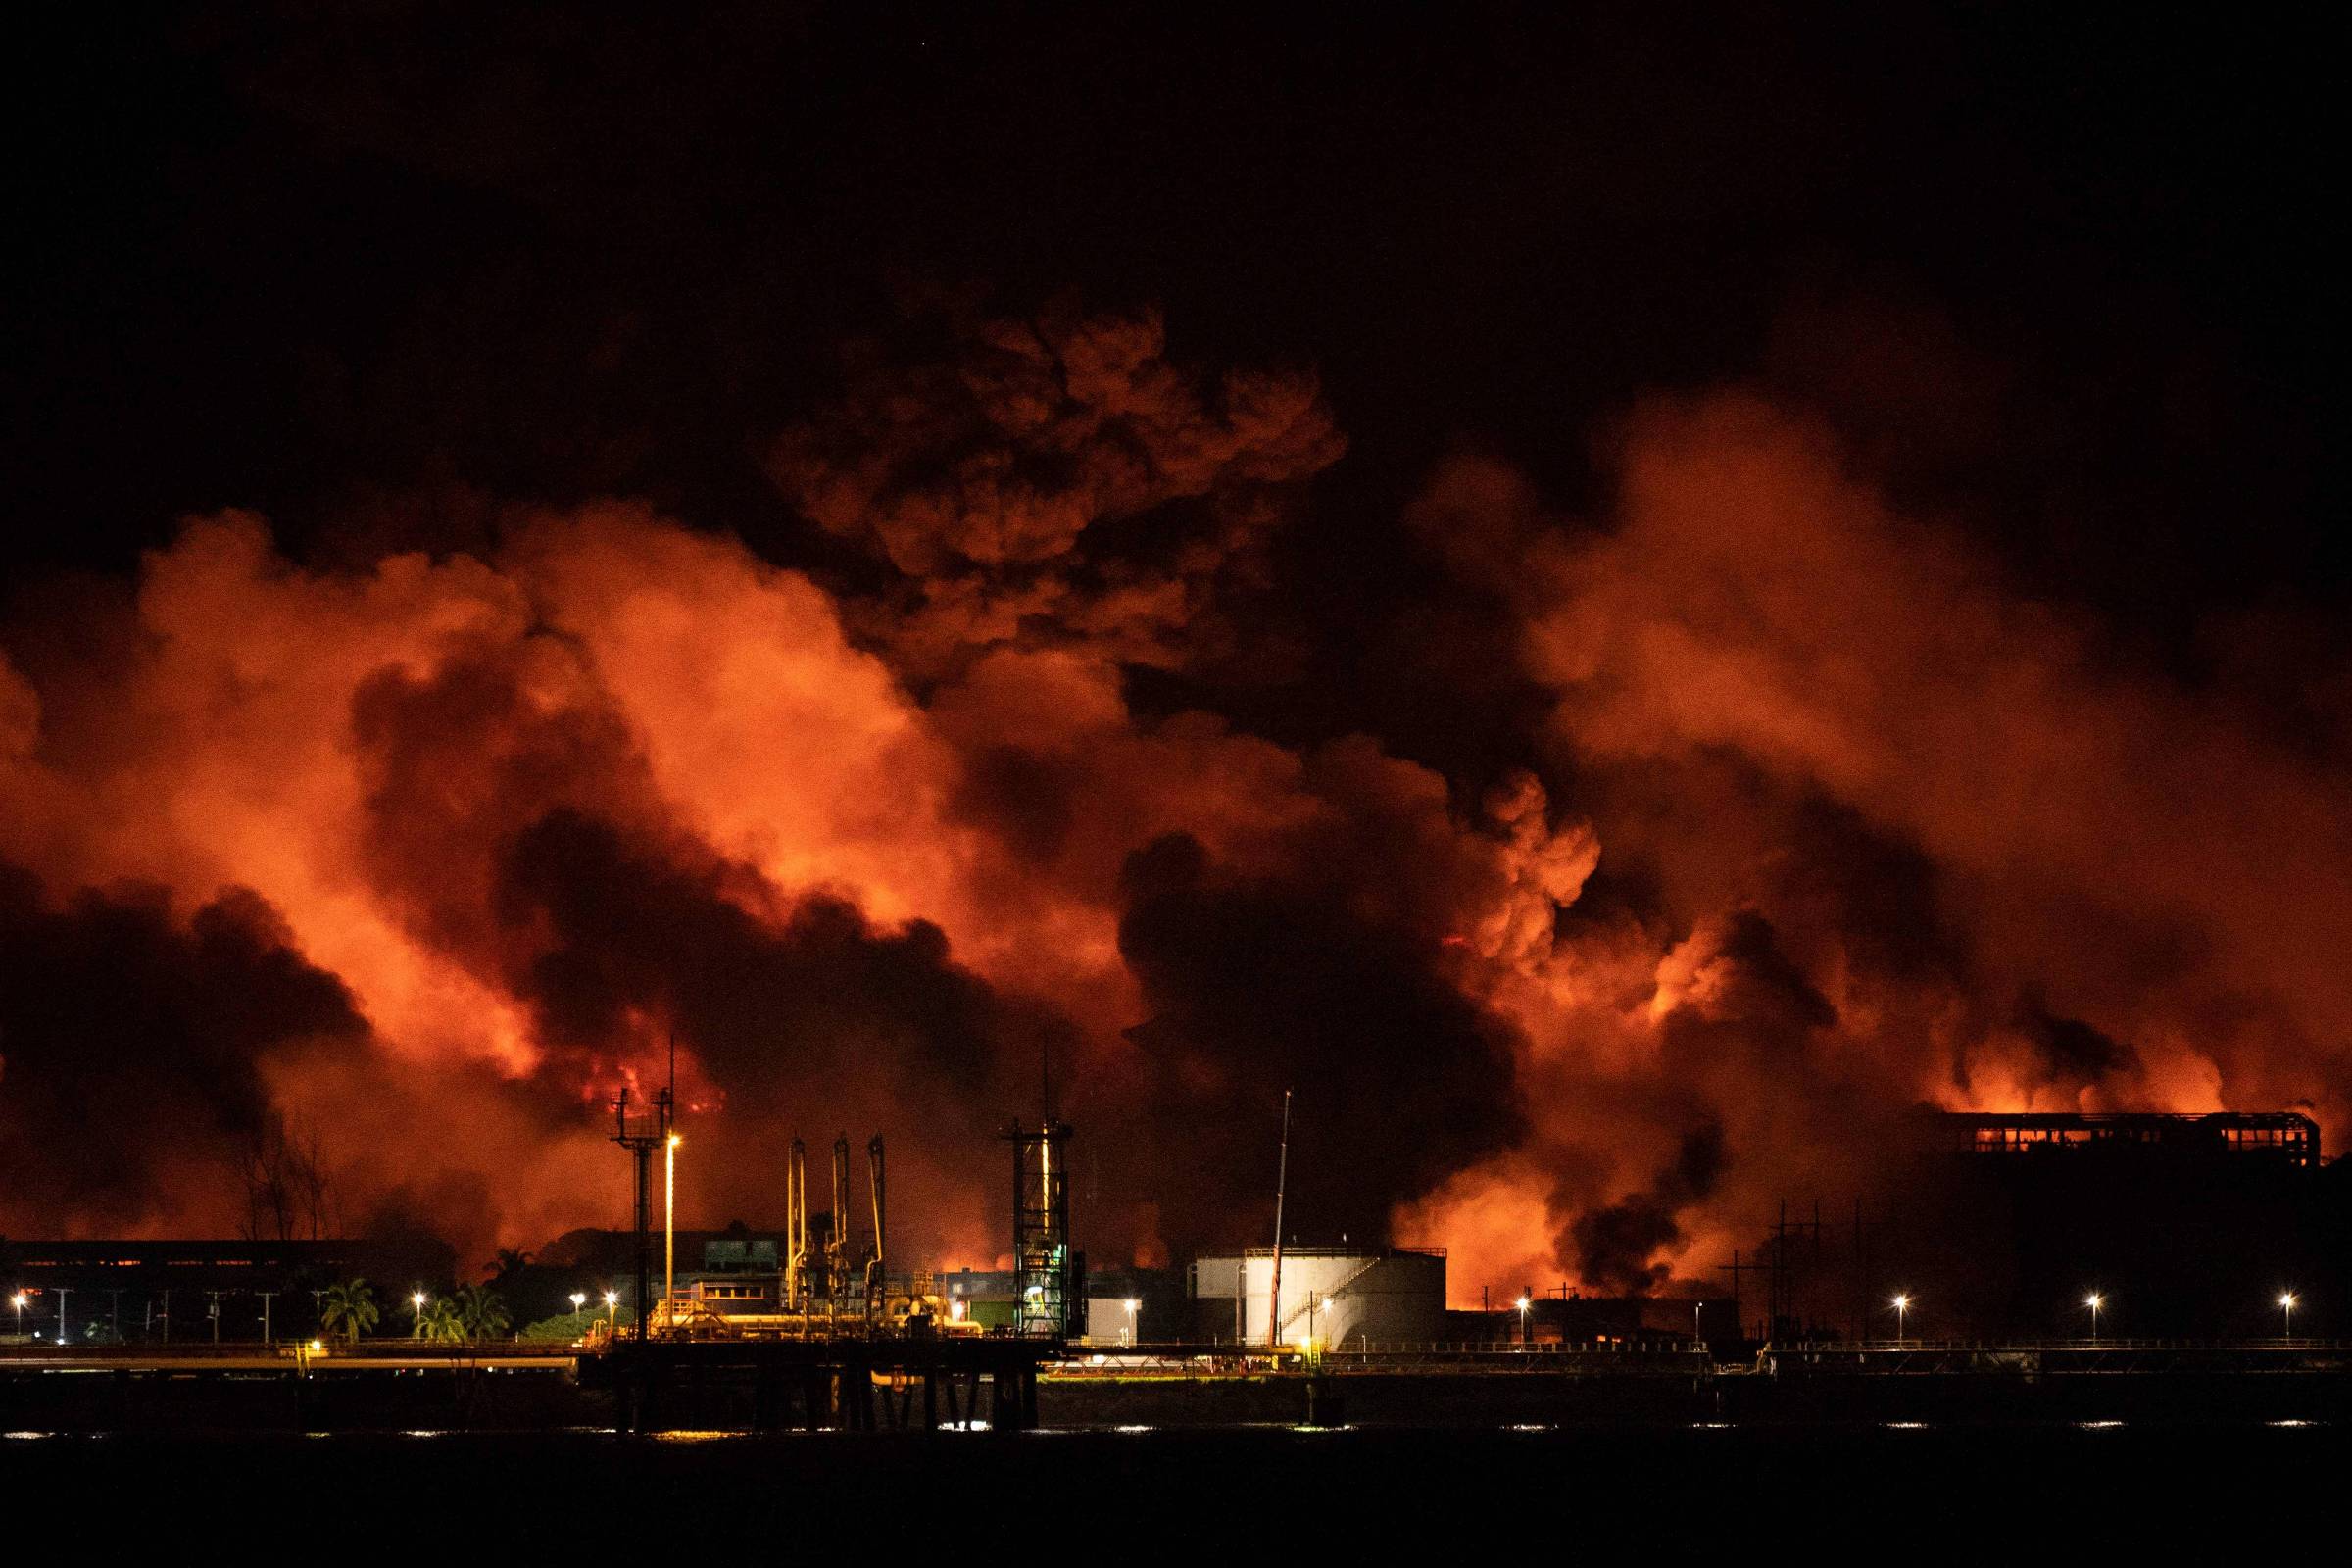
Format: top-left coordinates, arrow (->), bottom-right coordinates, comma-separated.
1004,1117 -> 1073,1339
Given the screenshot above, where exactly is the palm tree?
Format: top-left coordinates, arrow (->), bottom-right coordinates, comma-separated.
416,1298 -> 465,1343
319,1278 -> 378,1344
486,1248 -> 532,1285
454,1283 -> 512,1341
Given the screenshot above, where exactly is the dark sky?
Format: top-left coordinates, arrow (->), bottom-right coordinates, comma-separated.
8,3 -> 2332,657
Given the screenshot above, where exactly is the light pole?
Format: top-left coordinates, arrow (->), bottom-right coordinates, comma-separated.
1123,1298 -> 1139,1347
1515,1294 -> 1531,1347
412,1291 -> 427,1339
570,1291 -> 587,1327
2279,1292 -> 2299,1339
2084,1293 -> 2103,1343
10,1292 -> 23,1339
1891,1293 -> 1910,1347
664,1133 -> 681,1335
604,1290 -> 618,1336
1693,1299 -> 1703,1348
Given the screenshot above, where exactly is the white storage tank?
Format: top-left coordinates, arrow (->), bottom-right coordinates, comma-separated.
1188,1247 -> 1445,1347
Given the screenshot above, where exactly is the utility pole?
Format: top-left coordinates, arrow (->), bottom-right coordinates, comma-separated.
1853,1199 -> 1867,1347
57,1288 -> 69,1345
1716,1249 -> 1761,1339
1268,1088 -> 1292,1350
1767,1200 -> 1823,1342
257,1290 -> 278,1345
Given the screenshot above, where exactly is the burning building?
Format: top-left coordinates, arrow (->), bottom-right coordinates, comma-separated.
1871,1111 -> 2336,1339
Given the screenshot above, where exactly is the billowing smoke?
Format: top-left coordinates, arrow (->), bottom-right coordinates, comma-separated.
1395,390 -> 2352,1295
3,307 -> 2347,1299
0,868 -> 366,1233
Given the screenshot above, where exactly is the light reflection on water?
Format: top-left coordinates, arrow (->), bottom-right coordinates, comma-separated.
2,1418 -> 2336,1441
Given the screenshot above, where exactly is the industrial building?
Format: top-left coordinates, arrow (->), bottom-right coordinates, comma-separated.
1076,1266 -> 1181,1345
1188,1246 -> 1446,1347
1942,1110 -> 2319,1167
1870,1109 -> 2337,1338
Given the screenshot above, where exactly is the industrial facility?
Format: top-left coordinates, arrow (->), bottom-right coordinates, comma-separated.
1941,1110 -> 2320,1167
1856,1109 -> 2344,1339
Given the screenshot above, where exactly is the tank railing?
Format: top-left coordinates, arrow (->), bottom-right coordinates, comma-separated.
1234,1246 -> 1448,1259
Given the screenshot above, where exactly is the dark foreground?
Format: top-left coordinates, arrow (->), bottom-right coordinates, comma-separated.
3,1423 -> 2339,1551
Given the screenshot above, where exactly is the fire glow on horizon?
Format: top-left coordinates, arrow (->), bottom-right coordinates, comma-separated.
3,308 -> 2346,1301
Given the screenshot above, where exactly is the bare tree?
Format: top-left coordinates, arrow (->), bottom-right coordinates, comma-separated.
241,1113 -> 341,1242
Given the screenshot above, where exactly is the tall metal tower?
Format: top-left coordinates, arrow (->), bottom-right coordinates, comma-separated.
610,1084 -> 673,1342
1004,1115 -> 1073,1339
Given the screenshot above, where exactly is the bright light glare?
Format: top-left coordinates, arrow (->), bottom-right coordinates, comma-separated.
2278,1293 -> 2299,1308
2085,1294 -> 2103,1309
1514,1296 -> 1531,1311
604,1291 -> 617,1306
1891,1294 -> 1911,1309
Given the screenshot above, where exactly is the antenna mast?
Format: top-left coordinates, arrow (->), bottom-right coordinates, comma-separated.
1268,1088 -> 1292,1349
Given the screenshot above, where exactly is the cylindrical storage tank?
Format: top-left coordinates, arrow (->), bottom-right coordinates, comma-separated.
1192,1248 -> 1445,1347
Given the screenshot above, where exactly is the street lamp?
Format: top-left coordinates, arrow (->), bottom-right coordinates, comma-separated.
570,1292 -> 587,1323
664,1132 -> 682,1335
412,1290 -> 427,1338
1123,1298 -> 1140,1347
1515,1295 -> 1532,1347
2084,1293 -> 2103,1343
604,1290 -> 618,1335
10,1292 -> 24,1337
1891,1293 -> 1911,1346
2279,1292 -> 2299,1339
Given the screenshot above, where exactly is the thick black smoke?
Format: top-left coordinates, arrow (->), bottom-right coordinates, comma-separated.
1114,831 -> 1524,1254
2014,992 -> 2142,1092
499,808 -> 1062,1113
1569,1123 -> 1727,1296
0,863 -> 367,1231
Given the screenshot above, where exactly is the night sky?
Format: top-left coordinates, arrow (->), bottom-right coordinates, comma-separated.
2,4 -> 2342,1289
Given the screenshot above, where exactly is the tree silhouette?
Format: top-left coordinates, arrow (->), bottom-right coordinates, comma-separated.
416,1298 -> 465,1343
319,1278 -> 378,1343
455,1283 -> 511,1340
